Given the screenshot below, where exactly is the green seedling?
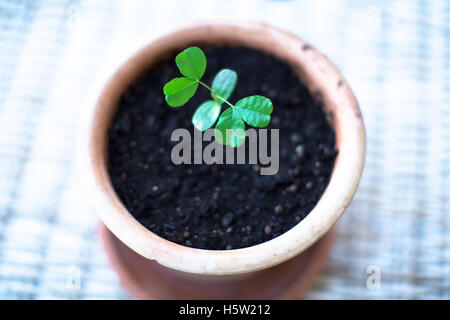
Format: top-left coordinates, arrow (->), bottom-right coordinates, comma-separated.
163,47 -> 273,148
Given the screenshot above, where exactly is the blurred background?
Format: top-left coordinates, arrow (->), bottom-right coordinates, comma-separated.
0,0 -> 449,299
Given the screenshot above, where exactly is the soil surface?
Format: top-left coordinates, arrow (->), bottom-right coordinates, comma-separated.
108,46 -> 337,250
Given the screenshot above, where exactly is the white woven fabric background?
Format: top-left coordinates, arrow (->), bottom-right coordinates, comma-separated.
0,0 -> 449,299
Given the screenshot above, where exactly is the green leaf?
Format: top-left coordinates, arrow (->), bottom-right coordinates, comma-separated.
215,107 -> 246,147
192,100 -> 221,131
211,69 -> 238,101
235,95 -> 273,127
163,77 -> 198,107
175,47 -> 206,80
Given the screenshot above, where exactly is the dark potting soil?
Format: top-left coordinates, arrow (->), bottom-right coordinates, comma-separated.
108,46 -> 337,250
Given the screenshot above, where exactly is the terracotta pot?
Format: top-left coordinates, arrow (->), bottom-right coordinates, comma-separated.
78,21 -> 365,299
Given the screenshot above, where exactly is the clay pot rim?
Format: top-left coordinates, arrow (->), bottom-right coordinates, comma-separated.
78,20 -> 366,275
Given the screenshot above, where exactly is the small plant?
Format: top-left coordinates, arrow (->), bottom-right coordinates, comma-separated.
163,47 -> 273,147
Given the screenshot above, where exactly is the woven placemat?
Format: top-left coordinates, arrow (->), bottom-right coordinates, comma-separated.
0,0 -> 449,299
